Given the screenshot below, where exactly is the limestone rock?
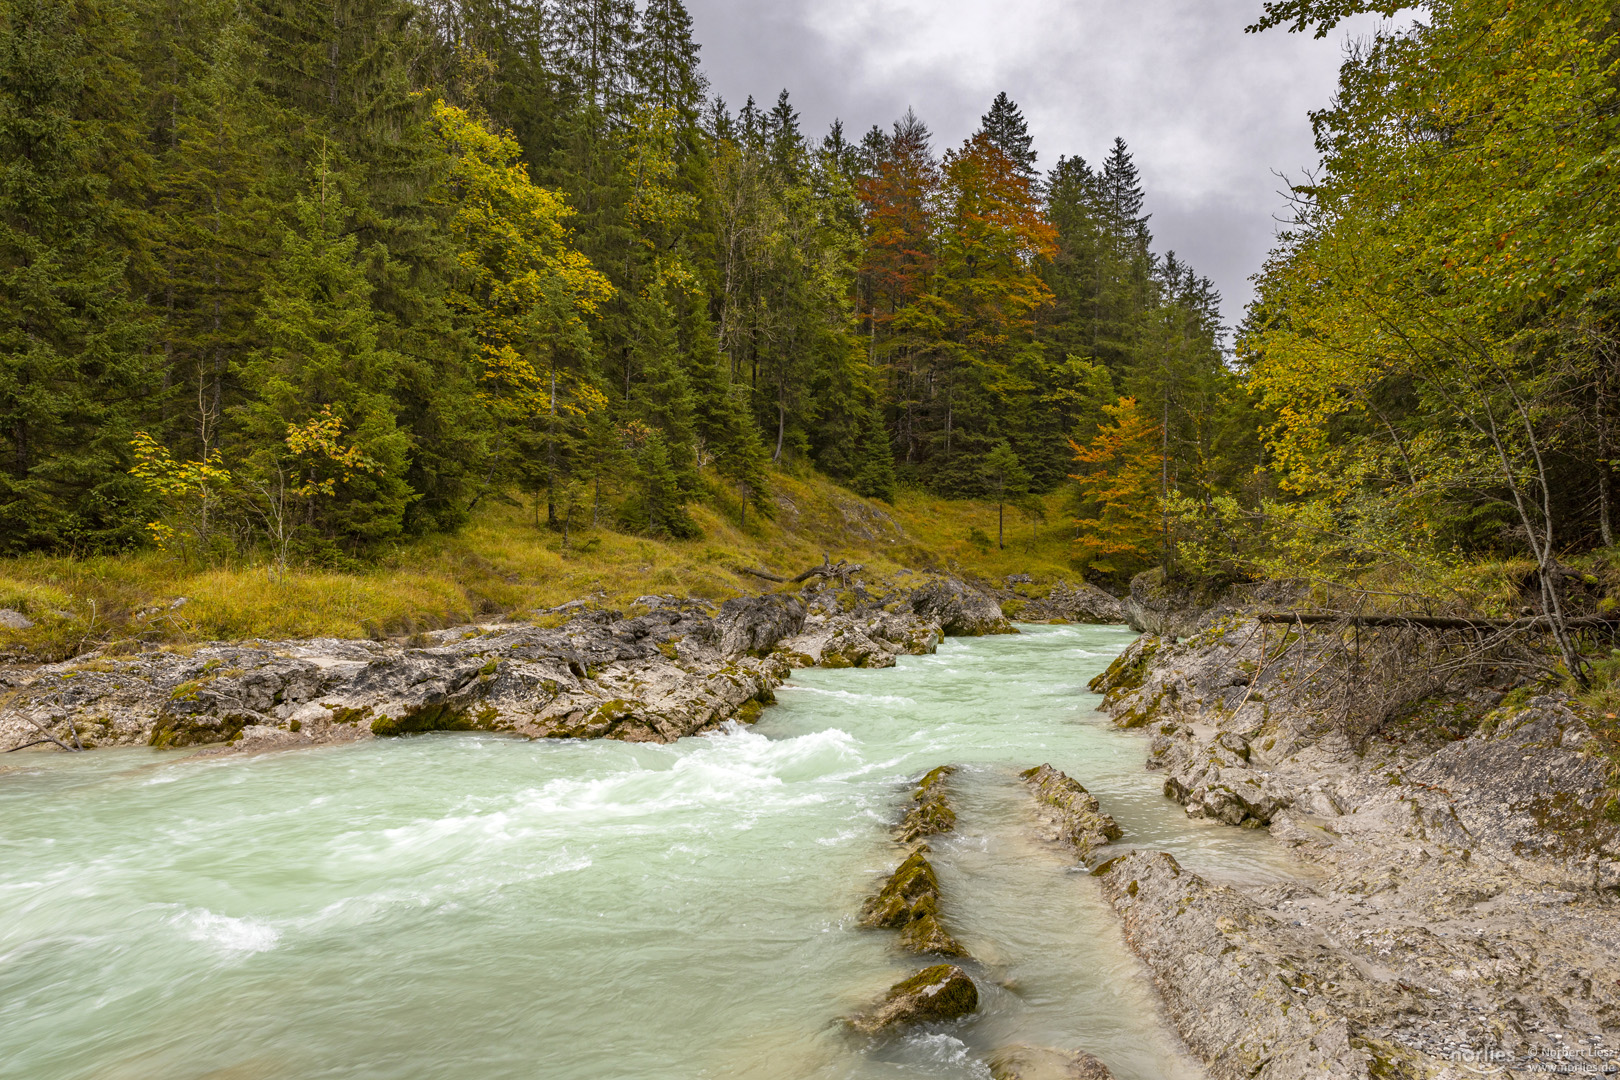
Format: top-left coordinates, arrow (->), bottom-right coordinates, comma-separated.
908,577 -> 1013,636
848,964 -> 978,1034
989,1046 -> 1116,1080
0,609 -> 34,630
897,764 -> 957,842
860,846 -> 968,958
1094,851 -> 1384,1080
1093,612 -> 1620,1079
1013,581 -> 1124,625
1020,764 -> 1121,861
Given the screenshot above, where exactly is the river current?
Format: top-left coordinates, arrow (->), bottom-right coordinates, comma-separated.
0,623 -> 1299,1079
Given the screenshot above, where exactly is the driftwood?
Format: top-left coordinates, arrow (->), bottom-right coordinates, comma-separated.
1257,612 -> 1620,633
741,556 -> 865,588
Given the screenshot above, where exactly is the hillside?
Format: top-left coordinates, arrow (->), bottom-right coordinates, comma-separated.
0,472 -> 1091,663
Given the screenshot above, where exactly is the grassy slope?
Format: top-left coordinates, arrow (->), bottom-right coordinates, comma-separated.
0,473 -> 1088,661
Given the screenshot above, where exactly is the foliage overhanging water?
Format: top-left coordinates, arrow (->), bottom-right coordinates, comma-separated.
0,624 -> 1300,1079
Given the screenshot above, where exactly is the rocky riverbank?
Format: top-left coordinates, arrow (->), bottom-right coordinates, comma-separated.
1091,585 -> 1620,1079
0,574 -> 1011,755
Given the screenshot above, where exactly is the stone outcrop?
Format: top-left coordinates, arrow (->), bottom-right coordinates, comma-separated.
1091,610 -> 1620,1080
1095,851 -> 1383,1080
1003,580 -> 1124,625
0,575 -> 1005,754
847,964 -> 979,1035
989,1046 -> 1116,1080
907,576 -> 1016,637
897,764 -> 958,842
1019,764 -> 1121,862
860,766 -> 969,959
860,847 -> 968,958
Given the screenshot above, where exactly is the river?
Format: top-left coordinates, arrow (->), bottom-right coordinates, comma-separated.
0,623 -> 1300,1079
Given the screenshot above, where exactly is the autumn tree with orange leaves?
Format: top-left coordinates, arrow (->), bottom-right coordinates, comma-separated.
1068,396 -> 1163,576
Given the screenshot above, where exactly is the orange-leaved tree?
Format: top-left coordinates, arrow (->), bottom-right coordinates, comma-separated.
1068,396 -> 1162,577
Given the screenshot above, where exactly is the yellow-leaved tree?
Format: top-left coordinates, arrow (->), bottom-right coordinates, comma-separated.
432,101 -> 614,522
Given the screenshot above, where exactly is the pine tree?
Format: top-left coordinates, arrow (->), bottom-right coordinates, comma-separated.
634,0 -> 707,123
853,404 -> 898,502
978,91 -> 1039,184
234,170 -> 413,548
982,439 -> 1029,548
0,0 -> 158,553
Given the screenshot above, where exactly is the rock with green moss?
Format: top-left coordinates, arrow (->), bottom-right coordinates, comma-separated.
898,765 -> 958,842
848,964 -> 979,1034
1020,764 -> 1122,861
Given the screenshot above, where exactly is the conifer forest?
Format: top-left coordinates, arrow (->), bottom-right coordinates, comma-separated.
0,0 -> 1235,574
2,0 -> 1618,606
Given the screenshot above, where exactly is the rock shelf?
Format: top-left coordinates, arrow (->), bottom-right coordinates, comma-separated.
1089,580 -> 1620,1080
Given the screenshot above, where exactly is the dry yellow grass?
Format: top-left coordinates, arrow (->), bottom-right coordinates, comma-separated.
0,472 -> 1092,659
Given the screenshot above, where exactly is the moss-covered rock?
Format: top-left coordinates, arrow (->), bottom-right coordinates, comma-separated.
1020,763 -> 1122,860
860,850 -> 940,928
1088,636 -> 1159,695
848,964 -> 979,1034
148,712 -> 250,749
898,765 -> 958,841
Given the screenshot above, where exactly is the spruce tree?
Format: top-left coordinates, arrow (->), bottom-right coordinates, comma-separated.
978,91 -> 1039,183
234,172 -> 413,548
0,0 -> 157,552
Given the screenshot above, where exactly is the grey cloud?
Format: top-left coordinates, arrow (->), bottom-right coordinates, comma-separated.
684,0 -> 1395,326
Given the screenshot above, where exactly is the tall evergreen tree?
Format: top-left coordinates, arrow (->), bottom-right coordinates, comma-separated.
977,91 -> 1039,184
234,171 -> 413,547
0,0 -> 157,552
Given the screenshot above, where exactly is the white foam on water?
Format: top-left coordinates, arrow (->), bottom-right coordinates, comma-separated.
176,909 -> 281,954
778,685 -> 919,708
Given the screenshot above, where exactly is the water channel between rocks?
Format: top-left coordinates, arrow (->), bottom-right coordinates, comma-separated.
0,623 -> 1304,1080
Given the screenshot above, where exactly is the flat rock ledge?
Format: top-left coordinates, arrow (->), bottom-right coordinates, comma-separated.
1020,763 -> 1122,863
847,964 -> 979,1036
0,575 -> 1005,755
1091,614 -> 1620,1079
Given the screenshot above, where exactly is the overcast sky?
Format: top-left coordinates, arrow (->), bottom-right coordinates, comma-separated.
682,0 -> 1394,328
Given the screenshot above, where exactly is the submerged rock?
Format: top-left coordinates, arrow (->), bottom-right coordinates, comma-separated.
989,1046 -> 1116,1080
848,964 -> 978,1034
1020,764 -> 1121,862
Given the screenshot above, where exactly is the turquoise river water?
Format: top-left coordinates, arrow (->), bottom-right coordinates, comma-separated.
0,623 -> 1301,1080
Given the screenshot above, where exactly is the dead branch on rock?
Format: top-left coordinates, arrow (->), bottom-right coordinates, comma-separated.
1244,612 -> 1552,748
790,555 -> 864,587
6,714 -> 83,753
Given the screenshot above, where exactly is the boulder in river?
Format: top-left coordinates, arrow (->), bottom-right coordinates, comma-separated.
989,1046 -> 1116,1080
908,577 -> 1014,636
848,964 -> 978,1034
1020,764 -> 1122,862
859,847 -> 969,957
